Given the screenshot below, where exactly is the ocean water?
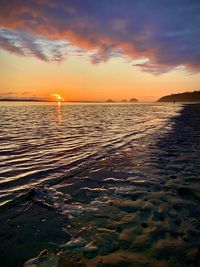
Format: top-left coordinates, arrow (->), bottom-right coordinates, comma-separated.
0,102 -> 182,206
1,102 -> 200,267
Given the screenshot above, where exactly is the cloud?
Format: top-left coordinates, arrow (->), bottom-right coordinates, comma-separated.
0,28 -> 86,62
21,91 -> 31,95
0,91 -> 47,100
0,90 -> 47,100
0,0 -> 200,74
0,91 -> 16,96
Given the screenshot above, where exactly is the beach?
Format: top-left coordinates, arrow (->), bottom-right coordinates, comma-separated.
0,103 -> 200,267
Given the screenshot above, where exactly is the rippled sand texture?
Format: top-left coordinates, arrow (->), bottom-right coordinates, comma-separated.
0,103 -> 200,267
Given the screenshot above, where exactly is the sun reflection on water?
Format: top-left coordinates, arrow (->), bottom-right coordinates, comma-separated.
56,101 -> 62,125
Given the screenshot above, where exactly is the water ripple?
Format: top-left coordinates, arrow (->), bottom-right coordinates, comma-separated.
0,103 -> 182,205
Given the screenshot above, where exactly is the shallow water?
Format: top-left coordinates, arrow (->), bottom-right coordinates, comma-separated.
1,103 -> 200,267
0,102 -> 182,205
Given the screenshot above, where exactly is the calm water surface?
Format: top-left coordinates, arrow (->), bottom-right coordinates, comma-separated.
0,102 -> 182,205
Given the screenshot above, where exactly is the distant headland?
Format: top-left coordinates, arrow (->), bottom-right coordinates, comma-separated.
0,98 -> 42,102
157,90 -> 200,102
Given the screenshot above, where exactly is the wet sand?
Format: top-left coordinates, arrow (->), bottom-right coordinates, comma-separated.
0,104 -> 200,267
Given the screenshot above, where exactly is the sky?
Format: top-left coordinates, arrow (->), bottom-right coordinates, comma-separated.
0,0 -> 200,102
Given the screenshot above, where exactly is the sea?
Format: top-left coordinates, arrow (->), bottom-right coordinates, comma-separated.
1,101 -> 200,267
0,102 -> 182,206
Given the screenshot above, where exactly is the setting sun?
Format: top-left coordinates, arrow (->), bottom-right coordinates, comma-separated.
50,93 -> 64,102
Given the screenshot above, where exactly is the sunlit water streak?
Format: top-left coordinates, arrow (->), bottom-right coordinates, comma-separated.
0,102 -> 182,205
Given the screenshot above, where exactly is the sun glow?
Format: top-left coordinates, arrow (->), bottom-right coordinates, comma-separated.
50,93 -> 65,102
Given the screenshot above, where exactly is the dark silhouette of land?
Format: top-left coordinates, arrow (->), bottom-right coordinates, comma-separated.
157,90 -> 200,102
106,98 -> 138,103
106,99 -> 115,103
0,98 -> 42,102
129,98 -> 138,102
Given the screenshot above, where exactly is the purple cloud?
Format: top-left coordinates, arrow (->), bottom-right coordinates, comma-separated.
0,0 -> 200,74
0,28 -> 83,62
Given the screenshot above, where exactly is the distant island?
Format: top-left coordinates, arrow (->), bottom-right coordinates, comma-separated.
106,98 -> 138,103
106,99 -> 115,103
129,98 -> 138,103
157,90 -> 200,102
